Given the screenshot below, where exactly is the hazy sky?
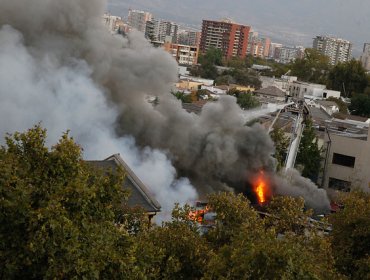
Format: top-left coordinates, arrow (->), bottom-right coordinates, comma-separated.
107,0 -> 370,56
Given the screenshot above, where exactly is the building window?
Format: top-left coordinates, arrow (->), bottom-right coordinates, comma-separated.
332,153 -> 355,168
328,177 -> 351,192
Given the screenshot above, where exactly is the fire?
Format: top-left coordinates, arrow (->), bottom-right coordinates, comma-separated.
256,179 -> 267,204
253,171 -> 270,205
188,203 -> 210,223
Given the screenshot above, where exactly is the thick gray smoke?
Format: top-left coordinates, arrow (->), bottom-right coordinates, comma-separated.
276,169 -> 331,214
0,0 -> 330,213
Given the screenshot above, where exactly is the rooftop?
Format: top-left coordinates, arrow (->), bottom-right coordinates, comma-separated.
182,100 -> 209,114
255,86 -> 286,97
88,154 -> 161,213
317,100 -> 338,108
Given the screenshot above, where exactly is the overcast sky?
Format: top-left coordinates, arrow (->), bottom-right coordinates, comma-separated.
107,0 -> 370,56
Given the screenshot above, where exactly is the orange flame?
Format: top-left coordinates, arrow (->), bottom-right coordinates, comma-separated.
188,205 -> 209,223
256,179 -> 267,204
254,171 -> 269,205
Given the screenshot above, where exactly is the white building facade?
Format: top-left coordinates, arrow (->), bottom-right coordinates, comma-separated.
360,43 -> 370,71
313,36 -> 352,65
289,81 -> 341,100
274,46 -> 304,64
127,9 -> 152,33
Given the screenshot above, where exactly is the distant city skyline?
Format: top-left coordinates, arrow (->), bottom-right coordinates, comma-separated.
107,0 -> 370,57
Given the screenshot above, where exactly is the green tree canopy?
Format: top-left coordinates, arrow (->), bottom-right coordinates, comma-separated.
0,125 -> 137,279
270,128 -> 289,171
326,96 -> 349,114
198,47 -> 223,66
327,59 -> 369,97
171,91 -> 193,103
204,193 -> 340,280
296,118 -> 322,182
230,68 -> 262,88
329,191 -> 370,279
349,93 -> 370,117
227,88 -> 260,109
290,48 -> 331,84
135,204 -> 211,279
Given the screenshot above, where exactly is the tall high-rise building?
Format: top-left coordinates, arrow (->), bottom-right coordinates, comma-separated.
177,30 -> 201,47
313,35 -> 352,65
127,9 -> 152,33
102,13 -> 124,34
261,37 -> 271,58
145,19 -> 178,43
274,46 -> 304,64
269,43 -> 283,58
163,42 -> 199,66
246,33 -> 271,58
199,19 -> 251,59
360,43 -> 370,71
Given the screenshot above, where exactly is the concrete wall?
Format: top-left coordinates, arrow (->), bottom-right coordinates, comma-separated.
323,128 -> 370,192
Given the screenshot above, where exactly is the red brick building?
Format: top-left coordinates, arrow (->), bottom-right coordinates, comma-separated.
199,19 -> 251,59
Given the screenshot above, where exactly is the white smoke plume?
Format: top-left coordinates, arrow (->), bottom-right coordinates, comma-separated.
0,24 -> 197,219
0,0 -> 330,214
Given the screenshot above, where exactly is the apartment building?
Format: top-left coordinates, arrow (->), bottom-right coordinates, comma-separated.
163,42 -> 199,66
199,19 -> 251,59
360,43 -> 370,71
127,9 -> 152,33
313,35 -> 352,65
247,33 -> 271,58
274,46 -> 304,64
269,43 -> 283,58
322,118 -> 370,192
145,19 -> 178,43
178,30 -> 201,47
102,13 -> 125,34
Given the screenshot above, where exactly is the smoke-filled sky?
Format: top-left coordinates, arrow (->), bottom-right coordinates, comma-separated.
107,0 -> 370,56
0,0 -> 331,217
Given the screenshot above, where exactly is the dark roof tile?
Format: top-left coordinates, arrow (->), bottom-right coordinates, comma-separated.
88,154 -> 161,213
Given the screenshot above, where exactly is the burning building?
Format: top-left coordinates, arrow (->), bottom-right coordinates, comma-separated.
0,0 -> 330,216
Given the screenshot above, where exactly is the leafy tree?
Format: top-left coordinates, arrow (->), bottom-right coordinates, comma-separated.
237,93 -> 260,109
290,48 -> 331,84
326,96 -> 349,114
204,193 -> 340,280
135,204 -> 211,280
296,118 -> 322,181
227,88 -> 260,109
194,48 -> 224,79
265,196 -> 313,234
230,68 -> 262,88
0,125 -> 137,279
172,91 -> 193,103
270,128 -> 289,171
206,193 -> 261,247
226,56 -> 246,69
349,93 -> 370,117
214,74 -> 234,85
327,59 -> 368,97
198,47 -> 223,67
329,191 -> 370,279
